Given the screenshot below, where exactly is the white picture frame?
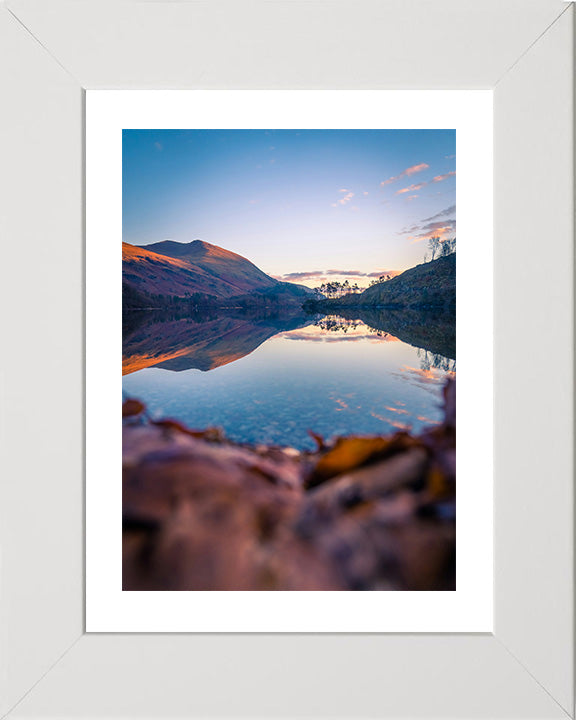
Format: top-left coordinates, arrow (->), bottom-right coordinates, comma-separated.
0,1 -> 573,718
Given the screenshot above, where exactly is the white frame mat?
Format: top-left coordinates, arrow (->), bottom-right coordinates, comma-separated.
0,1 -> 573,718
86,89 -> 493,634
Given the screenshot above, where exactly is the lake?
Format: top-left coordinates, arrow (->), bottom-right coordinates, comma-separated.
122,308 -> 455,450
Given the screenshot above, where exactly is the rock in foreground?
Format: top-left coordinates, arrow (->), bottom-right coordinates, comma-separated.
123,381 -> 456,591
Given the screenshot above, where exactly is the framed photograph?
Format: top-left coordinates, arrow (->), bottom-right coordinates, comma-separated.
87,90 -> 492,632
1,0 -> 573,718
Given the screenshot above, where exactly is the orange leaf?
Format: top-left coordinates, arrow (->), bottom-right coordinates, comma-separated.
122,399 -> 146,418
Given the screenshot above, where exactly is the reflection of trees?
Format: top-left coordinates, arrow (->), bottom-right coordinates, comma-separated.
313,315 -> 393,339
314,316 -> 360,333
330,307 -> 456,361
416,347 -> 456,373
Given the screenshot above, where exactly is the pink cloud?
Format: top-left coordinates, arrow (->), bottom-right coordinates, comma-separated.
431,171 -> 456,183
404,162 -> 429,176
334,191 -> 355,206
381,162 -> 429,186
396,182 -> 427,195
409,225 -> 454,243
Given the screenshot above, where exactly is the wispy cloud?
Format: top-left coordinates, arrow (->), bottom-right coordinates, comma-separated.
381,162 -> 429,186
398,214 -> 456,243
431,171 -> 456,183
409,221 -> 456,243
396,182 -> 427,195
278,268 -> 400,283
398,224 -> 420,235
396,171 -> 454,196
405,162 -> 429,176
333,190 -> 355,206
422,205 -> 456,222
280,270 -> 324,280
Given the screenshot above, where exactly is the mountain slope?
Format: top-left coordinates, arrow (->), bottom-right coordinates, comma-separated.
123,239 -> 316,308
122,242 -> 257,299
323,253 -> 455,309
143,240 -> 278,295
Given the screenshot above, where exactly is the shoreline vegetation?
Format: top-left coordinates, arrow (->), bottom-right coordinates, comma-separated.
123,379 -> 455,591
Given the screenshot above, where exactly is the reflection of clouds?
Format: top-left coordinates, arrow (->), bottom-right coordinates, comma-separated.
385,405 -> 409,415
332,396 -> 350,412
417,415 -> 441,425
370,411 -> 411,431
392,364 -> 455,396
277,322 -> 401,344
278,333 -> 398,344
400,365 -> 452,383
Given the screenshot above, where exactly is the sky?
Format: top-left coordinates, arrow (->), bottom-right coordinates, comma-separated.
123,129 -> 455,288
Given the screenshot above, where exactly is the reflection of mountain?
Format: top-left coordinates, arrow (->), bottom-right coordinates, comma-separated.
123,310 -> 312,375
333,307 -> 456,360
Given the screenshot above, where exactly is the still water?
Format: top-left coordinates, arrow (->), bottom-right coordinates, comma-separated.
123,311 -> 455,451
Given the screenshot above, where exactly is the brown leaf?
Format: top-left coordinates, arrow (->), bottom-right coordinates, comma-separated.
307,432 -> 417,488
307,430 -> 326,451
426,462 -> 451,499
122,398 -> 146,418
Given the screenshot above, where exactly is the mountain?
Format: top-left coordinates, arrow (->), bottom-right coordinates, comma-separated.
310,254 -> 455,310
122,240 -> 279,301
144,240 -> 278,295
123,239 -> 314,308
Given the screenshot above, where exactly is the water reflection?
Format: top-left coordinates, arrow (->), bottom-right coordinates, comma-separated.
123,309 -> 314,375
122,307 -> 455,449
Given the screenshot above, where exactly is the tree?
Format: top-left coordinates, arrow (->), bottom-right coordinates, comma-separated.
369,274 -> 390,287
428,236 -> 441,261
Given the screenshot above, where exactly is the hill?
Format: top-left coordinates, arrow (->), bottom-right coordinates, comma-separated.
123,240 -> 312,308
144,240 -> 278,295
122,242 -> 255,300
307,253 -> 455,310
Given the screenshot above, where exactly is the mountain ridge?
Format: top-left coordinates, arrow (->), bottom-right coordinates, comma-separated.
123,239 -> 278,301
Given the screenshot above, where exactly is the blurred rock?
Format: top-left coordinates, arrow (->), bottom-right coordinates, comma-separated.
122,379 -> 456,591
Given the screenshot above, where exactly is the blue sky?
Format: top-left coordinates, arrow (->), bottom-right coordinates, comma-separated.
123,129 -> 455,287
